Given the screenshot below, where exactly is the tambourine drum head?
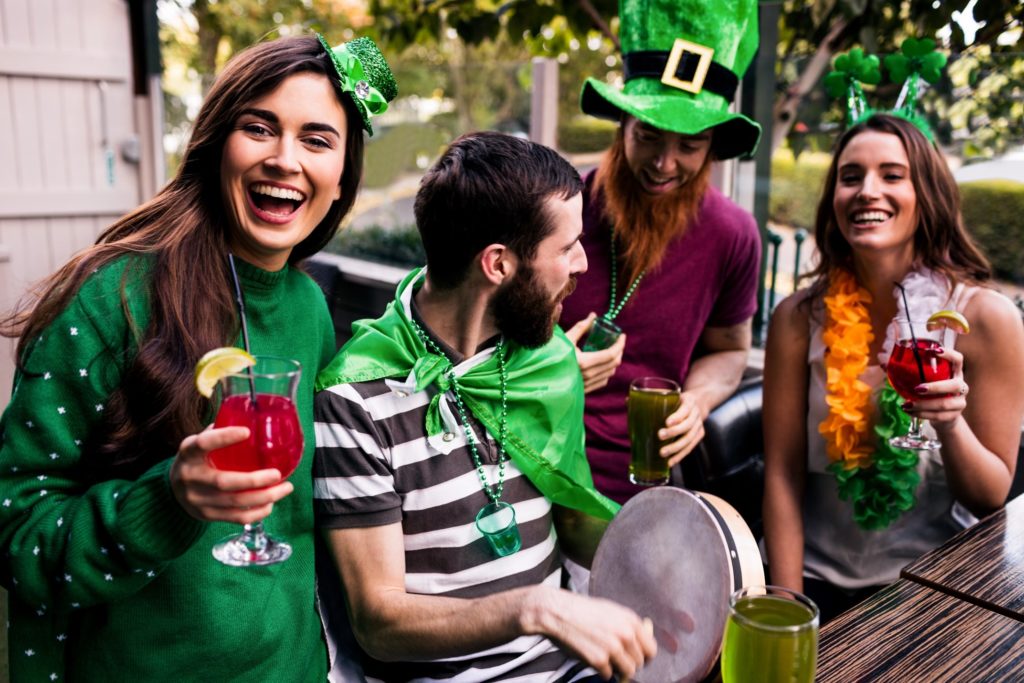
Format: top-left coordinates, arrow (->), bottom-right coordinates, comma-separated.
589,487 -> 759,683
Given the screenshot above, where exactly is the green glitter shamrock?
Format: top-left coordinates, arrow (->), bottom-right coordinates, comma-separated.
824,47 -> 882,98
884,38 -> 948,85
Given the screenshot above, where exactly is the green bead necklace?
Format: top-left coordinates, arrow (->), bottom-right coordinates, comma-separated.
410,320 -> 511,506
604,229 -> 644,321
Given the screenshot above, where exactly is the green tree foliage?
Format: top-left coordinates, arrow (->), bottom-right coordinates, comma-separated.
773,0 -> 1021,157
371,0 -> 1022,158
160,0 -> 362,92
160,0 -> 1021,158
368,0 -> 618,51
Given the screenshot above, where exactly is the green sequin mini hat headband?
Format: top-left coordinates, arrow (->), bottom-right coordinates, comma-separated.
825,38 -> 948,141
316,33 -> 398,136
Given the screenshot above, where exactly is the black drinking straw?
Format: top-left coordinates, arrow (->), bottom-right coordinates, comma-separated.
227,253 -> 258,400
894,281 -> 928,384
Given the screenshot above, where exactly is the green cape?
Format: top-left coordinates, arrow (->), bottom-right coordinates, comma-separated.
316,268 -> 620,521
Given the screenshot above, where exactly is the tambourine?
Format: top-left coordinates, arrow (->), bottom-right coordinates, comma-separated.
589,487 -> 764,682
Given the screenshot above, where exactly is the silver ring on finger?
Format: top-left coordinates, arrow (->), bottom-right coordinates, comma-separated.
959,384 -> 968,396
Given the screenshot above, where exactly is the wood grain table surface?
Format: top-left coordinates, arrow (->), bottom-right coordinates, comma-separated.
900,495 -> 1024,620
818,580 -> 1024,682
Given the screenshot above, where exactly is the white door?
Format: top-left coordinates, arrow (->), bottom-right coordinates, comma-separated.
0,0 -> 156,408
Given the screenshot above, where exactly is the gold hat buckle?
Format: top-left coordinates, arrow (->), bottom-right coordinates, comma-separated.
661,38 -> 715,94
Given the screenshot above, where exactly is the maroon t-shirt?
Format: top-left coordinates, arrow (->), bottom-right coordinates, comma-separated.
559,170 -> 761,503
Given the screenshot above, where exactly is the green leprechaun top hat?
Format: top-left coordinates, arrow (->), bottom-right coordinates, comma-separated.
317,34 -> 398,136
581,0 -> 761,160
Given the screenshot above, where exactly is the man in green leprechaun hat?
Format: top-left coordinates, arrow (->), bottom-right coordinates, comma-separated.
560,0 -> 763,504
313,132 -> 657,682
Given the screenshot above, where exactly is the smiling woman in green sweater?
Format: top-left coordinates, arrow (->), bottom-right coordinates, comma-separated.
0,34 -> 395,680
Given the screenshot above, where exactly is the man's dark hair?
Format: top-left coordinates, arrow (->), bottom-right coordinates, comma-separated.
414,131 -> 583,289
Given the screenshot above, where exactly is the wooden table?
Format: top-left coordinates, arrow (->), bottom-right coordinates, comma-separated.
818,580 -> 1024,682
901,495 -> 1024,620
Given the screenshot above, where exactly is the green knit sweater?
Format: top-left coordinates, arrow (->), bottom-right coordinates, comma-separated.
0,255 -> 335,681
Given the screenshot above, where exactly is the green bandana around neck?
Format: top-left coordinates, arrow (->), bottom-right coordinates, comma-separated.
316,268 -> 620,521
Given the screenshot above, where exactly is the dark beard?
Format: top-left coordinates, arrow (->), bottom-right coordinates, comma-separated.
492,265 -> 577,348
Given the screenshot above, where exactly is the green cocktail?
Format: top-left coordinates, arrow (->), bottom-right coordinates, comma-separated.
627,377 -> 681,486
721,586 -> 818,683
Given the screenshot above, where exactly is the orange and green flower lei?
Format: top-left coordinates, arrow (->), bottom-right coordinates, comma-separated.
819,269 -> 920,530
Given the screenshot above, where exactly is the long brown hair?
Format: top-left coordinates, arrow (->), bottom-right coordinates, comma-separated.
594,126 -> 712,287
805,113 -> 991,300
1,35 -> 366,480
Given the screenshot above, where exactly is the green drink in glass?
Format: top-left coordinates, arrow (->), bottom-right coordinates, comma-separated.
627,377 -> 681,486
721,585 -> 819,683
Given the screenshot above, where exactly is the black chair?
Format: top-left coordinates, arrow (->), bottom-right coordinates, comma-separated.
672,376 -> 765,539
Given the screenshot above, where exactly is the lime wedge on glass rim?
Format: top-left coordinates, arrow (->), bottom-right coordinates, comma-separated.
194,347 -> 256,397
926,310 -> 970,335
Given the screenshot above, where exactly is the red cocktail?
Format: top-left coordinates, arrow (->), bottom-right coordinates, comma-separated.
208,356 -> 302,567
886,319 -> 947,450
886,339 -> 953,401
209,394 -> 303,477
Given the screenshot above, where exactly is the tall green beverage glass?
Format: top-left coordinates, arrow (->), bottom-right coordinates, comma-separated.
627,377 -> 681,486
721,585 -> 819,683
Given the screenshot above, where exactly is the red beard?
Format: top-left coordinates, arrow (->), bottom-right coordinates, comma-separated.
595,130 -> 712,286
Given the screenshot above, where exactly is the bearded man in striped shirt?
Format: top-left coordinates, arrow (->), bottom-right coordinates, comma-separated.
313,132 -> 657,682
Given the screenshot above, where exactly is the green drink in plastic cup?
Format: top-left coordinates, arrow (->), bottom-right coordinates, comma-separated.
721,585 -> 819,683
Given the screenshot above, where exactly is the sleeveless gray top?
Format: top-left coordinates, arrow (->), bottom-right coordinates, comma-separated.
802,283 -> 977,589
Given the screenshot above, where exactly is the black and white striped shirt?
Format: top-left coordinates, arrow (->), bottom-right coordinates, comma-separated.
314,344 -> 594,682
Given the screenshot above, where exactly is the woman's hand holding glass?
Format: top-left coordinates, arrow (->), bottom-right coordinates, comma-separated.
897,345 -> 969,435
170,426 -> 293,525
886,317 -> 957,450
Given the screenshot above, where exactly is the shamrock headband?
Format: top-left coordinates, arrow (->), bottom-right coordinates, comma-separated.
825,38 -> 947,141
316,33 -> 398,136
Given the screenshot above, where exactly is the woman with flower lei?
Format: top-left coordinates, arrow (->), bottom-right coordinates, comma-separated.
763,113 -> 1024,623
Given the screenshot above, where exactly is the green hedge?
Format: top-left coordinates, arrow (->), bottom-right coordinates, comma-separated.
362,123 -> 452,189
325,224 -> 426,268
768,150 -> 830,229
558,116 -> 617,154
961,180 -> 1024,283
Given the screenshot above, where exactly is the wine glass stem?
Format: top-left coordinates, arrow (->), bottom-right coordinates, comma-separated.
242,522 -> 269,553
908,417 -> 923,438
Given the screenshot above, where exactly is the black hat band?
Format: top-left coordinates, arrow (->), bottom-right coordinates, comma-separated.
624,50 -> 739,103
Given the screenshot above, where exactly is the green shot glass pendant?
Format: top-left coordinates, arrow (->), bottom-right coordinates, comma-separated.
410,321 -> 522,558
582,229 -> 644,352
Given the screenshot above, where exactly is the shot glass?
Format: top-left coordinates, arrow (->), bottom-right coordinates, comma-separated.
475,501 -> 522,557
582,317 -> 623,352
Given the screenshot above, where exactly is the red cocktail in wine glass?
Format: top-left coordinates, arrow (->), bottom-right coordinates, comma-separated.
208,356 -> 302,566
886,318 -> 952,450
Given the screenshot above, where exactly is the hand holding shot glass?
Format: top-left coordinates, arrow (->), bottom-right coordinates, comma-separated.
628,377 -> 683,486
582,316 -> 623,352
